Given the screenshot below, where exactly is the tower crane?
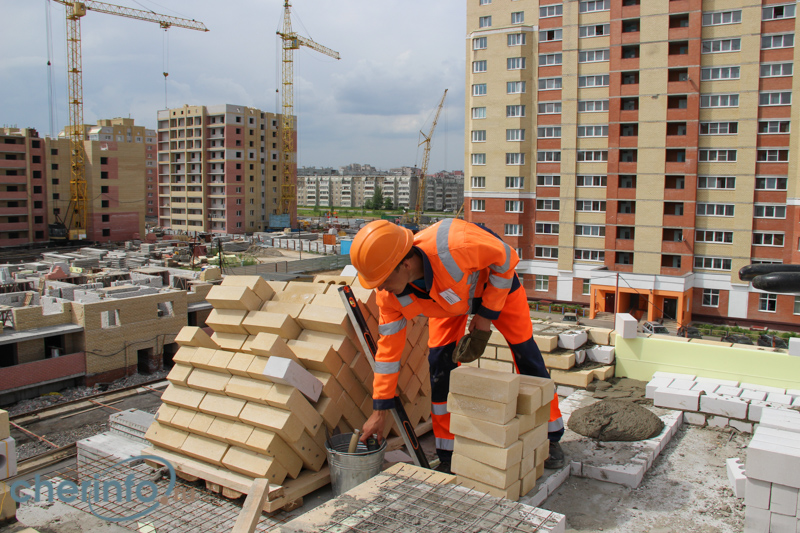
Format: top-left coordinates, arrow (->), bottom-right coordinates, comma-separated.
276,1 -> 339,229
413,89 -> 448,226
51,0 -> 208,240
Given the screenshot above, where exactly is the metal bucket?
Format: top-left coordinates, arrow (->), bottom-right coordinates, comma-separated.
325,433 -> 387,497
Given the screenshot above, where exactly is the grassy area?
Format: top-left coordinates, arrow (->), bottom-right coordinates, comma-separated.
691,322 -> 799,340
297,207 -> 454,218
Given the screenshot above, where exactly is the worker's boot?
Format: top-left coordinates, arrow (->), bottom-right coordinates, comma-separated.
544,441 -> 565,469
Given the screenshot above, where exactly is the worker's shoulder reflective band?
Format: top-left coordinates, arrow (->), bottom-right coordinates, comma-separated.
436,219 -> 463,283
548,418 -> 565,433
488,273 -> 513,289
435,437 -> 454,451
397,294 -> 414,307
431,402 -> 449,415
488,241 -> 513,274
378,318 -> 407,336
374,360 -> 401,374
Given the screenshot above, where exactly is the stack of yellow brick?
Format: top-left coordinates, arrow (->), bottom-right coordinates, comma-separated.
1,408 -> 14,524
144,275 -> 431,509
463,328 -> 616,389
448,367 -> 553,501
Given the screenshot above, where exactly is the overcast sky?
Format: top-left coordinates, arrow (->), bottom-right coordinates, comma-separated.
3,0 -> 466,171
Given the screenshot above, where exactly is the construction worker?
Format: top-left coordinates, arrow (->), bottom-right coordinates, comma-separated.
350,218 -> 564,473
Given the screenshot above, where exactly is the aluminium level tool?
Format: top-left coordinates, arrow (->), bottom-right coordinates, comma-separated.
338,285 -> 430,469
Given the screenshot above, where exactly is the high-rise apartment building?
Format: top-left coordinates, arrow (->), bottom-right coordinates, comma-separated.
465,0 -> 800,328
0,128 -> 49,247
156,104 -> 286,235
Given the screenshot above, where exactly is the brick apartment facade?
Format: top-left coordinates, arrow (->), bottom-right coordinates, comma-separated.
464,0 -> 800,329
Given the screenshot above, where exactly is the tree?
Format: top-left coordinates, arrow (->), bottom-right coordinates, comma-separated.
372,186 -> 384,211
364,199 -> 373,210
384,197 -> 393,210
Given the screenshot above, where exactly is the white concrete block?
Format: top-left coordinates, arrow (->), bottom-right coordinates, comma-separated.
760,409 -> 800,434
669,379 -> 696,391
785,389 -> 800,397
574,349 -> 586,365
525,483 -> 549,507
743,507 -> 770,533
729,420 -> 753,433
707,415 -> 729,428
747,431 -> 800,489
556,385 -> 576,397
545,464 -> 571,495
691,381 -> 719,394
570,461 -> 582,476
646,377 -> 674,399
615,313 -> 637,339
0,437 -> 17,480
770,483 -> 799,516
767,393 -> 794,406
768,512 -> 795,533
794,396 -> 800,408
654,387 -> 701,411
742,383 -> 786,395
582,462 -> 646,488
745,478 -> 772,509
716,386 -> 743,397
788,337 -> 800,356
586,345 -> 615,364
741,389 -> 768,402
262,356 -> 323,402
695,377 -> 740,388
683,412 -> 707,426
652,371 -> 696,381
558,330 -> 588,350
726,458 -> 747,498
701,393 -> 749,419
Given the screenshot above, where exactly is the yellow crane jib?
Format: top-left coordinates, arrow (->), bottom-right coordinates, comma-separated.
51,0 -> 207,241
414,89 -> 448,226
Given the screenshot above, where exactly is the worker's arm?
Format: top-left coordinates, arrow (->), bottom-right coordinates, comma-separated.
466,228 -> 520,320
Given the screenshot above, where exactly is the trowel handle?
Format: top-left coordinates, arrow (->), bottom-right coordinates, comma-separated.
348,429 -> 360,453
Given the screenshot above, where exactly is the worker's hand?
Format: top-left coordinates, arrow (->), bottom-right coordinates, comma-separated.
360,410 -> 388,444
468,314 -> 492,333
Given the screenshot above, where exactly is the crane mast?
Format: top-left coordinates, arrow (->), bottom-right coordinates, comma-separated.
52,0 -> 207,240
277,1 -> 339,229
414,89 -> 448,226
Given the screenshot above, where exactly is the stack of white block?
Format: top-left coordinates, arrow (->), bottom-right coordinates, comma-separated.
109,408 -> 155,444
744,409 -> 800,532
0,409 -> 17,522
646,372 -> 800,433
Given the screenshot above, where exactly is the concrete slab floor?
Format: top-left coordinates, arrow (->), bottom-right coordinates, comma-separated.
2,500 -> 131,533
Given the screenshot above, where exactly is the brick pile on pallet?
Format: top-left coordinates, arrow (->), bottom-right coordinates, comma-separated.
143,275 -> 431,512
461,324 -> 616,390
742,409 -> 800,532
448,366 -> 554,501
0,408 -> 16,524
646,371 -> 800,433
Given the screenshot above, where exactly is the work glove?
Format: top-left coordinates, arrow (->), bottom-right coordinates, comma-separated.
452,328 -> 492,364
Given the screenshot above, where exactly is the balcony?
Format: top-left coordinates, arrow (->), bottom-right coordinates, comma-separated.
615,239 -> 635,251
0,190 -> 28,200
0,144 -> 26,153
1,207 -> 27,216
0,160 -> 26,169
0,351 -> 85,394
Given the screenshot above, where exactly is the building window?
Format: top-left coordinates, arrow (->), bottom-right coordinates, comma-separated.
507,176 -> 525,188
696,230 -> 733,244
101,310 -> 121,328
761,63 -> 793,78
507,33 -> 526,46
794,296 -> 800,315
506,105 -> 526,118
507,129 -> 526,141
762,34 -> 794,49
471,199 -> 485,212
699,149 -> 737,162
539,78 -> 562,90
535,246 -> 559,259
698,176 -> 735,189
702,38 -> 741,53
757,149 -> 789,162
579,24 -> 610,38
472,60 -> 487,73
575,249 -> 605,262
539,28 -> 562,42
479,16 -> 492,28
576,151 -> 607,162
578,100 -> 609,112
535,223 -> 559,234
536,199 -> 560,211
755,176 -> 787,190
576,200 -> 606,212
764,4 -> 795,20
506,153 -> 525,165
703,10 -> 742,26
511,11 -> 524,24
754,204 -> 787,219
700,94 -> 739,108
696,203 -> 734,217
576,175 -> 607,187
472,176 -> 486,188
578,75 -> 610,88
582,280 -> 591,295
580,0 -> 610,13
759,293 -> 778,312
473,37 -> 487,50
471,153 -> 486,165
759,91 -> 792,106
507,81 -> 526,94
702,289 -> 720,307
505,201 -> 523,213
758,121 -> 791,134
536,175 -> 558,186
509,57 -> 528,69
575,225 -> 605,237
701,66 -> 740,80
579,49 -> 610,63
577,125 -> 608,138
101,200 -> 109,208
538,101 -> 561,114
540,5 -> 562,18
472,84 -> 487,96
479,0 -> 491,4
694,256 -> 732,271
471,130 -> 486,142
700,122 -> 738,135
472,107 -> 487,119
753,233 -> 785,247
536,127 -> 559,139
537,151 -> 561,162
535,275 -> 549,291
504,224 -> 522,236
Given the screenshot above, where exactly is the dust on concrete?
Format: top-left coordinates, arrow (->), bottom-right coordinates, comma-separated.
569,400 -> 664,441
590,377 -> 649,402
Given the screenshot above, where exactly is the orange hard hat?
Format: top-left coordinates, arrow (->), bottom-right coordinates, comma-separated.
350,220 -> 414,289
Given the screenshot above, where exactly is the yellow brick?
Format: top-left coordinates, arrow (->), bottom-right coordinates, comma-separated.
349,352 -> 372,384
315,394 -> 343,428
180,433 -> 230,466
592,365 -> 615,381
587,327 -> 612,345
479,359 -> 514,373
172,346 -> 197,365
168,407 -> 197,430
283,281 -> 328,295
189,348 -> 219,370
517,382 -> 544,416
297,305 -> 351,335
145,420 -> 188,452
226,352 -> 255,377
249,332 -> 298,361
452,453 -> 520,490
167,363 -> 193,387
205,308 -> 249,334
175,326 -> 217,349
265,280 -> 287,293
266,384 -> 323,435
225,375 -> 273,403
210,332 -> 247,352
242,311 -> 301,338
186,368 -> 231,393
245,428 -> 303,479
298,330 -> 357,365
447,392 -> 517,424
453,435 -> 523,471
520,468 -> 538,497
161,385 -> 206,410
207,350 -> 235,372
206,285 -> 262,311
222,446 -> 287,485
309,291 -> 345,308
246,355 -> 271,381
450,366 -> 520,404
543,353 -> 575,370
286,428 -> 326,471
309,370 -> 344,400
534,404 -> 550,429
198,392 -> 246,420
221,275 -> 275,302
458,477 -> 521,501
155,403 -> 179,425
516,413 -> 536,434
187,411 -> 215,435
534,335 -> 558,353
534,440 -> 550,467
519,424 -> 548,458
260,300 -> 305,318
239,402 -> 304,443
520,449 -> 535,478
550,368 -> 595,388
519,376 -> 555,406
496,346 -> 515,362
272,291 -> 316,305
338,392 -> 367,430
449,414 -> 520,448
207,417 -> 253,447
288,339 -> 343,374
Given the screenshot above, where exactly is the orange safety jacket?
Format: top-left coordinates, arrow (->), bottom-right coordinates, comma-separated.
372,218 -> 519,409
